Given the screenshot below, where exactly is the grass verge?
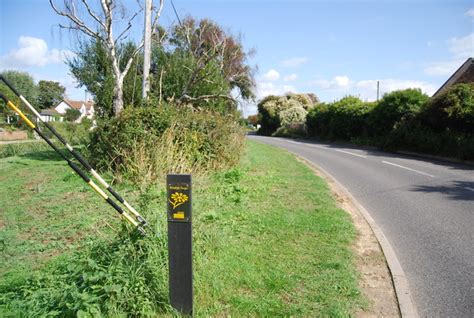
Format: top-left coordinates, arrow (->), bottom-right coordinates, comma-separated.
0,140 -> 365,316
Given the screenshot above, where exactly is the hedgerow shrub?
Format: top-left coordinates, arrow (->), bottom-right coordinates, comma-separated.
307,96 -> 375,140
369,88 -> 428,135
279,105 -> 307,126
89,105 -> 245,185
419,83 -> 474,134
384,120 -> 474,160
258,93 -> 318,135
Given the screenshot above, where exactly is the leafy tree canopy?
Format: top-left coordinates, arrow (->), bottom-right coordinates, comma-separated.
37,80 -> 65,109
0,70 -> 38,105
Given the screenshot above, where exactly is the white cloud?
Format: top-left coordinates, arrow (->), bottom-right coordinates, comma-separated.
281,57 -> 309,68
256,82 -> 296,100
261,69 -> 280,81
424,32 -> 473,76
283,73 -> 298,82
313,75 -> 351,89
313,76 -> 436,100
334,75 -> 350,87
465,8 -> 474,17
0,36 -> 73,69
424,59 -> 466,76
449,33 -> 474,58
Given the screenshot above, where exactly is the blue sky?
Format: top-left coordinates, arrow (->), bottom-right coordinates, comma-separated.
1,0 -> 473,115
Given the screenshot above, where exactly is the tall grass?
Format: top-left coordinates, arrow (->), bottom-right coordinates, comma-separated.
91,106 -> 246,186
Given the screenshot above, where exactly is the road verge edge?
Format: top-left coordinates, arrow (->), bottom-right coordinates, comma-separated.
295,155 -> 419,318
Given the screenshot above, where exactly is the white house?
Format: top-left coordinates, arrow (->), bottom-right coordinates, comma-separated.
39,99 -> 95,123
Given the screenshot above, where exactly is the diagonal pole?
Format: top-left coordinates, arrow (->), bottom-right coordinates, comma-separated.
0,75 -> 147,226
0,93 -> 146,235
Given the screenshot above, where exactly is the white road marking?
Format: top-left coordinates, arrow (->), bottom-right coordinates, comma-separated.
382,160 -> 435,178
334,149 -> 367,158
464,187 -> 474,192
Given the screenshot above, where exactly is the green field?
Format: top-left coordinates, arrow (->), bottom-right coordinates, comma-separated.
0,140 -> 365,316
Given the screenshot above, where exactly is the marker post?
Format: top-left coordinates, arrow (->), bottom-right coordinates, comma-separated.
167,174 -> 193,315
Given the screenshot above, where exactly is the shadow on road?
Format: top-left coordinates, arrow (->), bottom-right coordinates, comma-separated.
411,181 -> 474,201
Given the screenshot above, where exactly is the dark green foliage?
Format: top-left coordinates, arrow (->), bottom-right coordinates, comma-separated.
306,87 -> 473,160
65,108 -> 81,122
384,120 -> 474,160
419,83 -> 474,134
257,95 -> 282,135
307,97 -> 375,140
37,81 -> 65,110
369,88 -> 429,135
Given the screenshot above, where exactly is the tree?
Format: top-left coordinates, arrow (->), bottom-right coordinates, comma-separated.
69,39 -> 142,118
0,70 -> 38,103
37,80 -> 65,109
49,0 -> 164,116
65,108 -> 81,121
164,17 -> 255,105
0,71 -> 38,124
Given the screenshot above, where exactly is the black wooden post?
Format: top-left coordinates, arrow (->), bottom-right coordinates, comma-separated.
167,174 -> 193,315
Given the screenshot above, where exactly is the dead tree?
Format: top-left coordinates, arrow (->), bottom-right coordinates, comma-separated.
50,0 -> 164,116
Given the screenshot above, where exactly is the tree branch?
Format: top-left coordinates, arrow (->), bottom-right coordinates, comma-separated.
179,94 -> 236,103
49,0 -> 102,39
80,0 -> 106,29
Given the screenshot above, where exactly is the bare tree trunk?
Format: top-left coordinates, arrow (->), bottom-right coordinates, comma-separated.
113,77 -> 124,115
49,0 -> 165,117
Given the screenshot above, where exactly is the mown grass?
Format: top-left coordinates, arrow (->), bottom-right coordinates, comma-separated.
0,140 -> 365,316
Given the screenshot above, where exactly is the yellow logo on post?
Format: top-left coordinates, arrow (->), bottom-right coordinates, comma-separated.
169,192 -> 189,209
173,211 -> 185,219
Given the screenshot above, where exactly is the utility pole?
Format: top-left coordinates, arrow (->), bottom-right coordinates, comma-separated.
142,0 -> 152,100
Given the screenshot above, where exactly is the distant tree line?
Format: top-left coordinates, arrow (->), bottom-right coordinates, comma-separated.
0,70 -> 66,124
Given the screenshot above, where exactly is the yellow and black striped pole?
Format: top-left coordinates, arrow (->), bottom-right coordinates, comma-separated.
0,93 -> 145,235
0,75 -> 147,226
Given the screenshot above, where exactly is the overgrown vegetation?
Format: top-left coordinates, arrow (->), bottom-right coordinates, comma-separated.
89,105 -> 245,185
0,141 -> 365,316
306,85 -> 474,160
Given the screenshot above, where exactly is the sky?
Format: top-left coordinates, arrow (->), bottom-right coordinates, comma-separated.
0,0 -> 473,116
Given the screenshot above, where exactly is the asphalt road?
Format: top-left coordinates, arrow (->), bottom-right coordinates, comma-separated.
249,135 -> 474,318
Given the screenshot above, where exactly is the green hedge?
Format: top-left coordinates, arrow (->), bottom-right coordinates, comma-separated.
306,86 -> 474,160
307,96 -> 375,140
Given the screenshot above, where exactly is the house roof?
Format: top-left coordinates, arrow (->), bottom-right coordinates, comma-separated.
40,108 -> 61,116
63,99 -> 94,110
433,57 -> 474,97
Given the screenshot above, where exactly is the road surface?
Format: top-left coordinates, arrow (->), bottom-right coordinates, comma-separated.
249,135 -> 474,318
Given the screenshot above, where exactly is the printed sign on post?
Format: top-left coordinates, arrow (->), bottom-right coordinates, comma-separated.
167,182 -> 191,222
